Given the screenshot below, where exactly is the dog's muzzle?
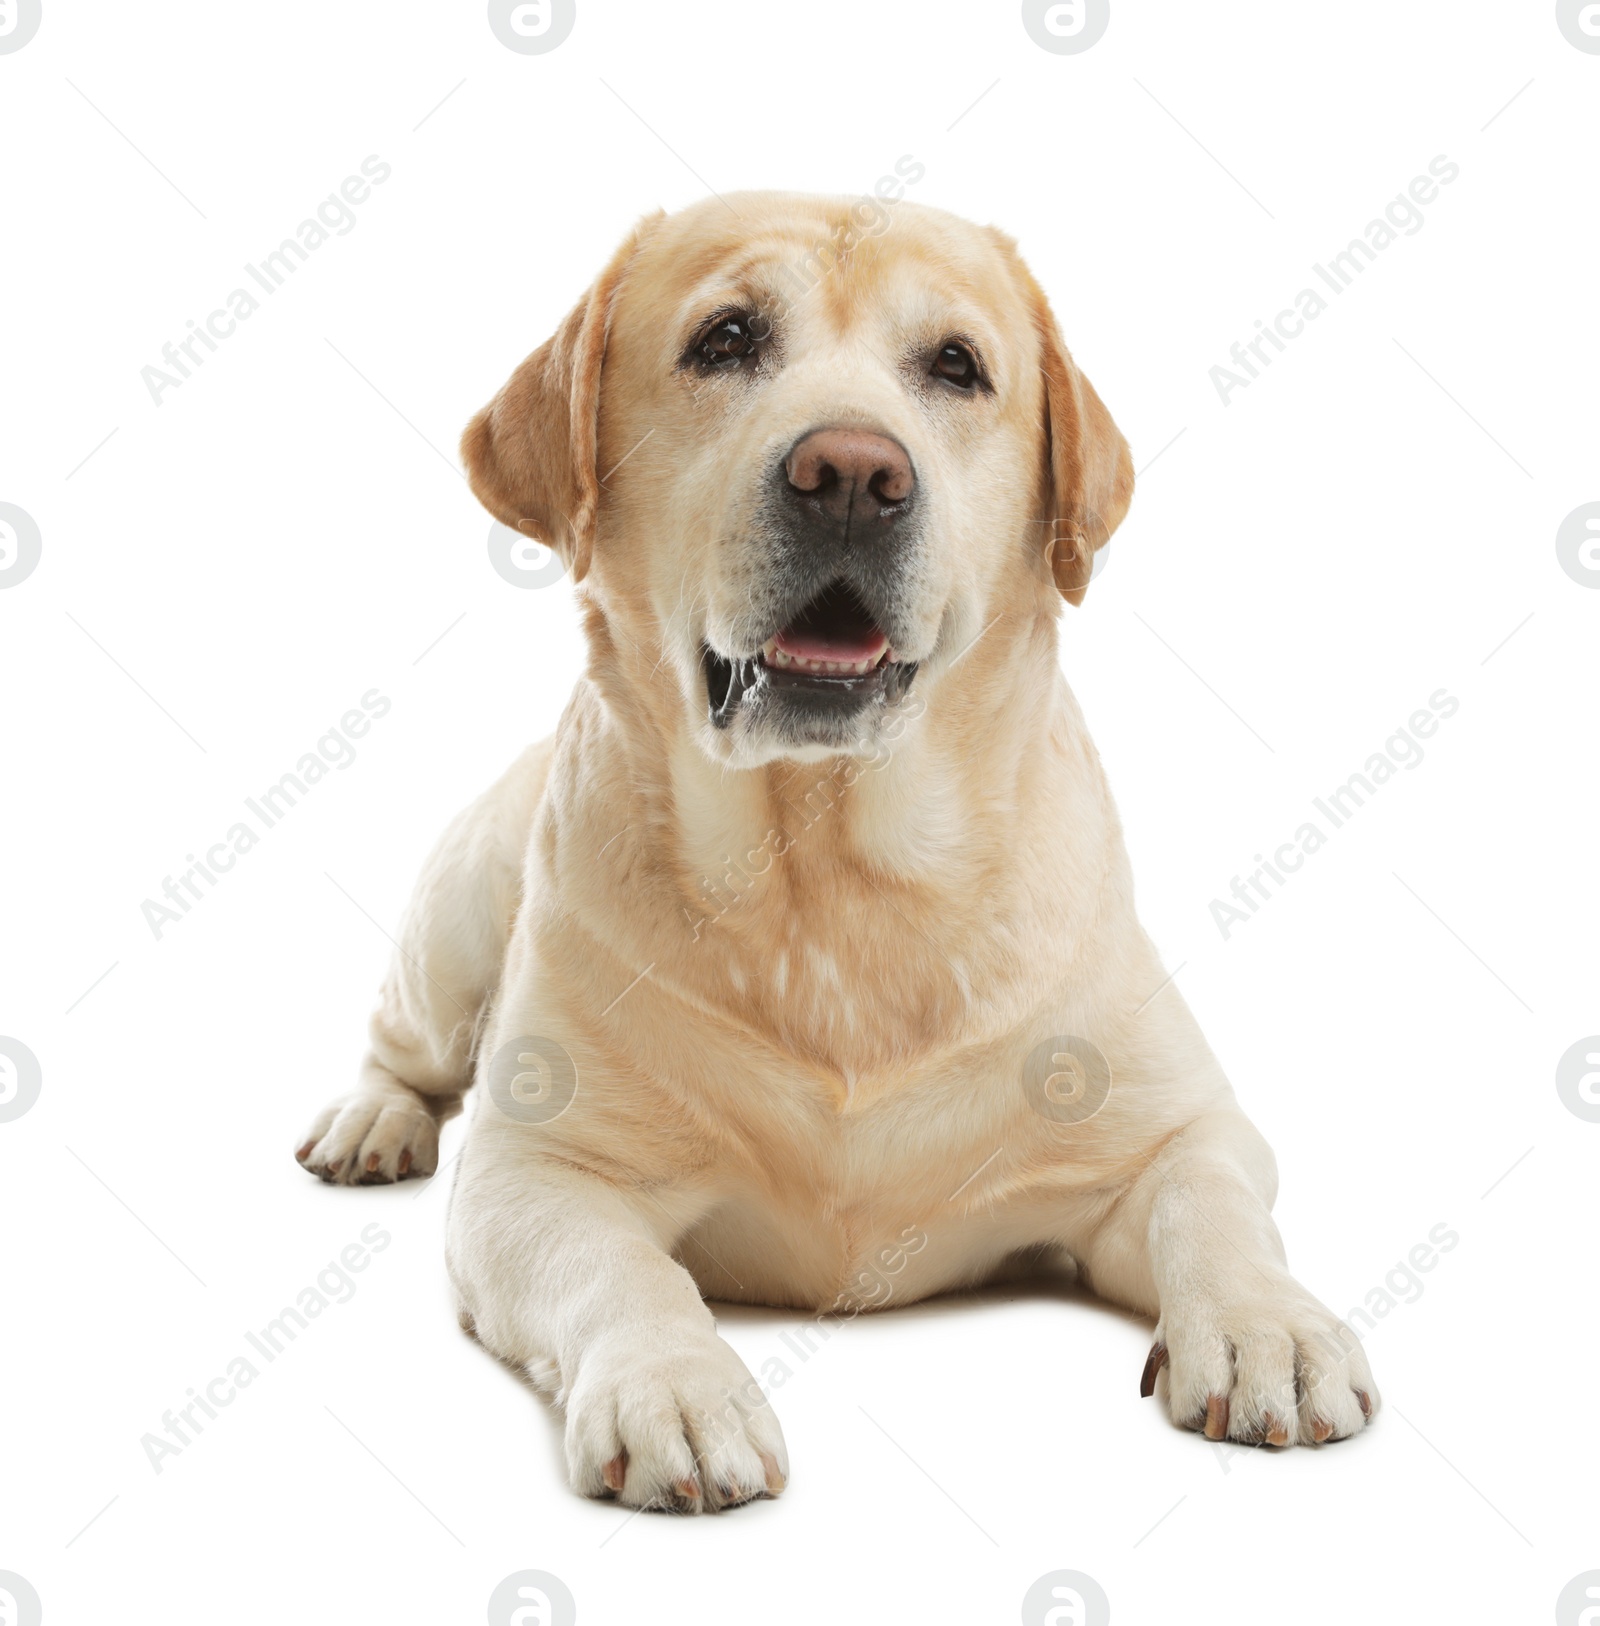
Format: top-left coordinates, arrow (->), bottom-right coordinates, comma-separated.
703,426 -> 924,732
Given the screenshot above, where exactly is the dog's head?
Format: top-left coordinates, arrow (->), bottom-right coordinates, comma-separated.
463,193 -> 1133,765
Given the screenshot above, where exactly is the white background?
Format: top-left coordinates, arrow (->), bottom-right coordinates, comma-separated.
2,1 -> 1597,1622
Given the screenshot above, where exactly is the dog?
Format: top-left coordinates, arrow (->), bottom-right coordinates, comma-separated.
295,192 -> 1379,1511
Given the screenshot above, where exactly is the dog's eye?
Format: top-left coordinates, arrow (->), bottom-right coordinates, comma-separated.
695,316 -> 759,368
932,340 -> 981,389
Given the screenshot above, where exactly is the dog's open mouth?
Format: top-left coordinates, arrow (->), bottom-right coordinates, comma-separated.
704,582 -> 918,730
761,581 -> 893,676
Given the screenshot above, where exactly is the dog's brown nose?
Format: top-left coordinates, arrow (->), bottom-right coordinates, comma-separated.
784,428 -> 915,524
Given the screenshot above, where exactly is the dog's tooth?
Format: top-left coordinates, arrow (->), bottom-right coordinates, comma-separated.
775,652 -> 888,676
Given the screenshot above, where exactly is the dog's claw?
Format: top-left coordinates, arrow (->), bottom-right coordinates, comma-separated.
1139,1341 -> 1168,1398
1203,1395 -> 1229,1440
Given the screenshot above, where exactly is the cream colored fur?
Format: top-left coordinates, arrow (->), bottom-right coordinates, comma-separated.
297,193 -> 1378,1511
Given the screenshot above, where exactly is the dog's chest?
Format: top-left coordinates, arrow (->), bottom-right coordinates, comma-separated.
675,1047 -> 1072,1310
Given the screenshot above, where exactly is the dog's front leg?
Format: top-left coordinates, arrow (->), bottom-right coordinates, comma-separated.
448,1149 -> 786,1512
1078,1110 -> 1379,1447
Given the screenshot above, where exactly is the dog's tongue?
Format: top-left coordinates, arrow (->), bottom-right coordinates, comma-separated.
772,626 -> 888,664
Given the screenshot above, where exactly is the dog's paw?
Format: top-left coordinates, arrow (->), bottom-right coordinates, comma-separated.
1142,1284 -> 1379,1447
562,1331 -> 787,1513
294,1092 -> 439,1185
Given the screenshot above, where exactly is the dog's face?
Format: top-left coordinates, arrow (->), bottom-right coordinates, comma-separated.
464,193 -> 1134,765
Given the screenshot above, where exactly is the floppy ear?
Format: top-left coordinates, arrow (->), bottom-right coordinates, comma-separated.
1008,254 -> 1135,605
460,216 -> 658,583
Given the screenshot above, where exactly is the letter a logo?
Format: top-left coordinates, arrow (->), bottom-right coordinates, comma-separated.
511,1587 -> 552,1626
1045,1587 -> 1086,1626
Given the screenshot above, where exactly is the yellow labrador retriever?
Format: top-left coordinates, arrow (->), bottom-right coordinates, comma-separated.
296,192 -> 1378,1510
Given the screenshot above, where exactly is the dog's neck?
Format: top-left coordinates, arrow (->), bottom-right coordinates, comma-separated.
562,596 -> 1124,1079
